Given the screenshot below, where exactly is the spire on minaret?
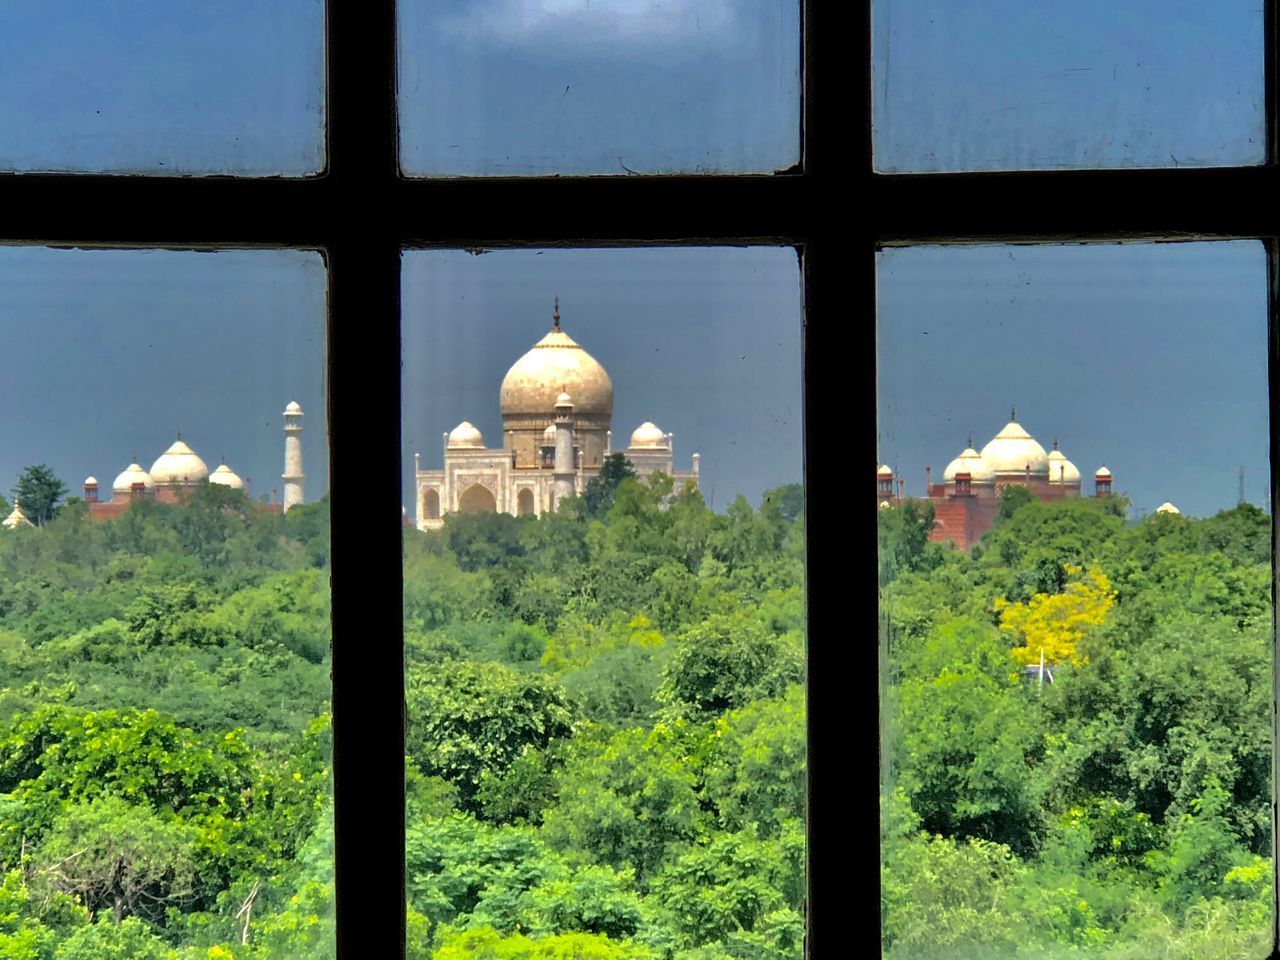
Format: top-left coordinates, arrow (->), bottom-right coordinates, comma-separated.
967,431 -> 973,448
552,296 -> 561,331
1053,437 -> 1059,451
1010,405 -> 1017,422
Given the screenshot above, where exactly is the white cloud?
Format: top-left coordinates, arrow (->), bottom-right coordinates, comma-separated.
444,0 -> 738,48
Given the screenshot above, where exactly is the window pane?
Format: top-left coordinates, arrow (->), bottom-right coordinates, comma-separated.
398,1 -> 801,176
872,1 -> 1265,172
0,3 -> 325,175
0,246 -> 332,954
401,247 -> 806,955
877,241 -> 1272,956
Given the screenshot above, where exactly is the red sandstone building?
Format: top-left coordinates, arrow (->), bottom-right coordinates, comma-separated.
82,402 -> 304,522
877,409 -> 1113,551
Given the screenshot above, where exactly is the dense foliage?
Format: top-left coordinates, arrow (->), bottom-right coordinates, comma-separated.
0,471 -> 806,959
880,492 -> 1273,959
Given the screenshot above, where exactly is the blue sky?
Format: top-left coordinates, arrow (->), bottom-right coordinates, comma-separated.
0,1 -> 324,174
401,0 -> 799,175
873,0 -> 1264,171
877,241 -> 1270,520
401,247 -> 804,511
0,248 -> 328,504
0,0 -> 798,176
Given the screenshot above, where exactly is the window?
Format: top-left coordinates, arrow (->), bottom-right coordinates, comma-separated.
870,5 -> 1279,958
0,2 -> 831,957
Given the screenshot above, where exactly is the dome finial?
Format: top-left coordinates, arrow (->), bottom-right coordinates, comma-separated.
1010,405 -> 1017,422
967,431 -> 973,448
1053,436 -> 1059,451
176,430 -> 182,441
553,296 -> 561,331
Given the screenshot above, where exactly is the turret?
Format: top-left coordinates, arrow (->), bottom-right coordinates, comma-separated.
1095,466 -> 1112,497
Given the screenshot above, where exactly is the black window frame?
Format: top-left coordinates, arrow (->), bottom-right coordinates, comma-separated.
0,1 -> 836,958
863,1 -> 1280,957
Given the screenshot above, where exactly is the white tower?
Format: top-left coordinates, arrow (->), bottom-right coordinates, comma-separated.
283,400 -> 305,513
553,391 -> 576,509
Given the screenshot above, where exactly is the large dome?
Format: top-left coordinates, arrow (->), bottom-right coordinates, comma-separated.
149,439 -> 209,485
980,418 -> 1049,475
500,325 -> 613,419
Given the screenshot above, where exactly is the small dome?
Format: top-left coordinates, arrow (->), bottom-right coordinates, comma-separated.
284,400 -> 303,415
877,464 -> 893,477
2,500 -> 32,529
209,463 -> 244,490
1095,466 -> 1112,478
555,391 -> 573,408
1046,447 -> 1081,484
113,463 -> 155,493
878,500 -> 892,510
84,476 -> 98,486
1156,501 -> 1180,515
447,421 -> 485,449
629,421 -> 669,449
980,415 -> 1050,475
543,424 -> 557,443
150,439 -> 209,485
943,447 -> 995,483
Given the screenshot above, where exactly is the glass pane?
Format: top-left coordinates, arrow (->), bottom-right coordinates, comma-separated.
0,246 -> 332,955
877,241 -> 1272,957
872,1 -> 1265,172
401,247 -> 806,955
0,3 -> 325,175
398,1 -> 801,175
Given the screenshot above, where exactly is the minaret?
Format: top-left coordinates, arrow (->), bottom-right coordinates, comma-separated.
553,390 -> 576,508
282,399 -> 304,513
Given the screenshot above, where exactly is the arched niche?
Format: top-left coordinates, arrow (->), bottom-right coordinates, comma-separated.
423,487 -> 440,520
516,488 -> 535,516
459,483 -> 497,515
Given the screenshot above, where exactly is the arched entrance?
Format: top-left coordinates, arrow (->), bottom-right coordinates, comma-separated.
423,488 -> 440,520
459,483 -> 497,514
517,488 -> 535,516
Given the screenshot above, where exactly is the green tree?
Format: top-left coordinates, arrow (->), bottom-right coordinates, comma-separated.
877,501 -> 936,586
656,612 -> 803,717
405,662 -> 575,811
583,455 -> 637,519
52,917 -> 173,960
542,723 -> 706,886
12,466 -> 68,528
32,796 -> 197,925
649,823 -> 804,958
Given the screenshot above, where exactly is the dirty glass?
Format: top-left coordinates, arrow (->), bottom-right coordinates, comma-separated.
872,1 -> 1264,172
400,246 -> 807,955
0,2 -> 325,175
398,1 -> 801,176
876,240 -> 1273,958
0,246 -> 333,955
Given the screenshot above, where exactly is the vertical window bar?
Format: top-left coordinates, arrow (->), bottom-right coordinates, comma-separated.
326,2 -> 405,959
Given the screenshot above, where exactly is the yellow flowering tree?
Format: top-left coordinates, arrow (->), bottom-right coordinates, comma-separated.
994,563 -> 1115,667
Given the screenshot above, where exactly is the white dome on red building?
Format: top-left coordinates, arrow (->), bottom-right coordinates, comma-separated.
980,411 -> 1050,475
